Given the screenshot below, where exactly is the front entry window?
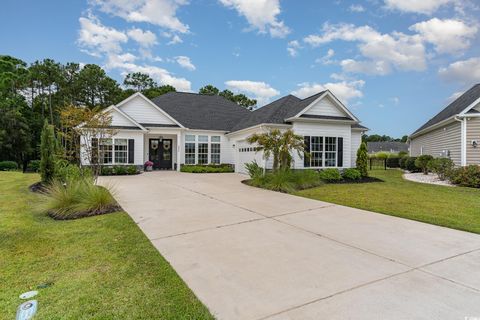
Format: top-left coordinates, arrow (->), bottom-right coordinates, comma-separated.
185,135 -> 196,164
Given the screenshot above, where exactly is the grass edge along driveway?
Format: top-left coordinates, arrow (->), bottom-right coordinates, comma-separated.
0,171 -> 213,320
294,169 -> 480,234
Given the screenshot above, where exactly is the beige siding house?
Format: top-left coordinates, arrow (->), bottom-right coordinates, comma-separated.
409,84 -> 480,166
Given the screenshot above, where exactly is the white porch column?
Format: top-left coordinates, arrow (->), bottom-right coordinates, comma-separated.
176,132 -> 182,171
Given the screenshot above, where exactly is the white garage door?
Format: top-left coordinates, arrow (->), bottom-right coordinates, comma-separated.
236,142 -> 264,174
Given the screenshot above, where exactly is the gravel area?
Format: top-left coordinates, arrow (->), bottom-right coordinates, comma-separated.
403,172 -> 455,187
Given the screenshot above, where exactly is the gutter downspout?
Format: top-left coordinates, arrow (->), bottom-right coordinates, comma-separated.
454,116 -> 467,166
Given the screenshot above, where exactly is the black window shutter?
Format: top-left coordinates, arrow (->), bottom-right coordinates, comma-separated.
304,136 -> 310,167
91,138 -> 98,164
337,137 -> 343,167
128,139 -> 135,164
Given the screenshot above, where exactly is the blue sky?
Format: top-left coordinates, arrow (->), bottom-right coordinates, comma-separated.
1,0 -> 480,137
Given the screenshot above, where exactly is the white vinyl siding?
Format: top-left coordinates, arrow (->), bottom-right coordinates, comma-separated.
410,121 -> 461,166
110,109 -> 137,127
303,96 -> 348,118
351,130 -> 362,167
292,121 -> 352,169
466,117 -> 480,165
119,95 -> 176,125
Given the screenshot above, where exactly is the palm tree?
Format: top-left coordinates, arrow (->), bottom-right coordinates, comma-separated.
279,130 -> 306,170
247,129 -> 306,171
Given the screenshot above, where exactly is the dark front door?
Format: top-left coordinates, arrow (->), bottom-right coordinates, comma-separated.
149,139 -> 173,170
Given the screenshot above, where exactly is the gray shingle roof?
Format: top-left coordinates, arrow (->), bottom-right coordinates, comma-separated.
150,90 -> 364,133
413,84 -> 480,135
367,141 -> 409,153
151,92 -> 251,131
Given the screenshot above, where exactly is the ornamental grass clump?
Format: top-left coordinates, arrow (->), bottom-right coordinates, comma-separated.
44,178 -> 120,220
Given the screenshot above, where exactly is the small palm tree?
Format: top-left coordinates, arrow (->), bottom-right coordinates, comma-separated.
247,129 -> 305,171
279,130 -> 306,170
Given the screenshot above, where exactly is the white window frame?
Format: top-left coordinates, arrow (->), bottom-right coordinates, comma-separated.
185,135 -> 196,165
99,138 -> 129,165
210,136 -> 221,164
308,136 -> 340,168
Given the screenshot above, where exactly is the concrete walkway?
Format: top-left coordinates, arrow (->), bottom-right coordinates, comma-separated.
100,171 -> 480,320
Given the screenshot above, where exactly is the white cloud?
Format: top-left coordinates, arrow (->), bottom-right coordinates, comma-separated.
409,18 -> 477,54
438,57 -> 480,84
349,4 -> 365,12
91,0 -> 189,33
219,0 -> 290,38
291,80 -> 365,104
78,14 -> 128,55
340,59 -> 391,75
174,56 -> 196,71
304,23 -> 426,74
315,48 -> 335,65
106,53 -> 192,91
384,0 -> 453,14
127,28 -> 158,47
225,80 -> 280,106
167,34 -> 183,45
287,40 -> 301,57
390,97 -> 400,105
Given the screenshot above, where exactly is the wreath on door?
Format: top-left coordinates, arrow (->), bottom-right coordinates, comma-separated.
163,141 -> 171,151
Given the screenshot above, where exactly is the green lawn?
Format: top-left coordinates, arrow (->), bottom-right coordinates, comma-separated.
294,169 -> 480,234
0,172 -> 213,320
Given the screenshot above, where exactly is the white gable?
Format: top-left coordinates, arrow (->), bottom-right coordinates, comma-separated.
111,108 -> 138,127
303,96 -> 348,118
119,95 -> 176,125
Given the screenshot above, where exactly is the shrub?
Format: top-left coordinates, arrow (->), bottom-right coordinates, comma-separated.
415,155 -> 434,174
290,170 -> 322,189
386,157 -> 400,168
342,168 -> 361,180
113,165 -> 127,175
264,169 -> 296,193
374,152 -> 389,160
399,156 -> 408,169
27,160 -> 41,172
101,166 -> 114,176
398,151 -> 408,158
319,168 -> 342,182
428,158 -> 454,181
126,165 -> 138,175
405,157 -> 420,172
44,178 -> 119,220
245,161 -> 263,179
356,142 -> 368,177
54,160 -> 91,183
40,120 -> 56,183
180,164 -> 234,173
448,165 -> 480,188
0,161 -> 18,171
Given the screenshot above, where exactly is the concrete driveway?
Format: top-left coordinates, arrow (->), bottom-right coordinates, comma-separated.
100,171 -> 480,320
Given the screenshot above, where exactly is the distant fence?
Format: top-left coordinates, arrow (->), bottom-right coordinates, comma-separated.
369,158 -> 386,170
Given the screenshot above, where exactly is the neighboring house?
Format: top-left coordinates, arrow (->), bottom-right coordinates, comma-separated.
367,141 -> 409,154
79,90 -> 368,174
410,84 -> 480,166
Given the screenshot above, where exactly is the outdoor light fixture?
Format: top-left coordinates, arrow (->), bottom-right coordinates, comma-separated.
472,140 -> 478,148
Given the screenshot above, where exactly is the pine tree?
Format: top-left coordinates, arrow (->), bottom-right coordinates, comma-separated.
40,119 -> 56,183
356,142 -> 369,177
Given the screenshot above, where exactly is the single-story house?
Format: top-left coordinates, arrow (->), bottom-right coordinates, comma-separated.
80,90 -> 368,174
367,141 -> 409,154
409,83 -> 480,166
